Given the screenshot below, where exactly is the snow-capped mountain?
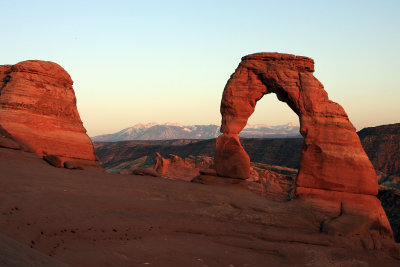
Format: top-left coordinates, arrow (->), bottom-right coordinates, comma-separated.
91,122 -> 300,142
240,122 -> 300,138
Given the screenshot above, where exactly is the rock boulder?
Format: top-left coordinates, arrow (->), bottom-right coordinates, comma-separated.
154,153 -> 213,181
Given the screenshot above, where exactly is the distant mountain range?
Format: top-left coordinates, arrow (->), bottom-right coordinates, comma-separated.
91,122 -> 301,141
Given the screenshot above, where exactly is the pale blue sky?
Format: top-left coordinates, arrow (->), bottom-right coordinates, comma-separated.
2,1 -> 399,136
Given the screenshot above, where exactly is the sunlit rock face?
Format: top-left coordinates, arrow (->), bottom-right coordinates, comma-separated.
0,60 -> 99,167
216,52 -> 377,195
214,52 -> 392,239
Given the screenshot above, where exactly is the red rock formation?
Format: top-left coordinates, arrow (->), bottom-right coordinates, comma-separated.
216,52 -> 377,195
151,152 -> 296,201
154,153 -> 213,181
0,60 -> 99,168
214,52 -> 392,239
192,161 -> 297,202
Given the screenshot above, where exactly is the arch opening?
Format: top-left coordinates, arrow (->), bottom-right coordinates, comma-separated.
238,93 -> 303,201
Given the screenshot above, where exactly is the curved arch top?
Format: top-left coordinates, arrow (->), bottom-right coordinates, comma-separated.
214,52 -> 377,195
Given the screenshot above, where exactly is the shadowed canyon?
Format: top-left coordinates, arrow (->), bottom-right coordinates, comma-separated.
1,55 -> 400,266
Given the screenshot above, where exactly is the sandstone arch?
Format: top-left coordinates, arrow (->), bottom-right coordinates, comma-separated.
214,53 -> 377,196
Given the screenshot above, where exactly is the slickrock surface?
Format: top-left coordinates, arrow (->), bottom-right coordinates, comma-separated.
0,233 -> 68,267
1,147 -> 400,266
0,60 -> 99,168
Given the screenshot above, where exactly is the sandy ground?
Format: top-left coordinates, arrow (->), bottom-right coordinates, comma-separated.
0,147 -> 399,266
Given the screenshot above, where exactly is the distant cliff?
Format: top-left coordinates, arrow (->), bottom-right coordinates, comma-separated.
358,123 -> 400,177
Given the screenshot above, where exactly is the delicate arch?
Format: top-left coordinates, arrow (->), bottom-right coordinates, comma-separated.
215,53 -> 377,195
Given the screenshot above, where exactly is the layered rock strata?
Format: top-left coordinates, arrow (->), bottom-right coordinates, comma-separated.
214,52 -> 392,240
0,60 -> 99,169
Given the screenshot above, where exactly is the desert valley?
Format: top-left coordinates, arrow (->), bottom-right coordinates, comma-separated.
0,52 -> 400,267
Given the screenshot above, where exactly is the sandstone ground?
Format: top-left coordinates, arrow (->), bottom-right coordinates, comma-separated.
1,148 -> 399,266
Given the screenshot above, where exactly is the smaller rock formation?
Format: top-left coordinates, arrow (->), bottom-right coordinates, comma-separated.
150,153 -> 300,202
0,60 -> 100,169
193,162 -> 297,202
154,153 -> 213,181
43,155 -> 63,168
64,161 -> 85,170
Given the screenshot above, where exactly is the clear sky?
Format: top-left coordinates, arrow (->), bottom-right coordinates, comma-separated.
2,1 -> 399,136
